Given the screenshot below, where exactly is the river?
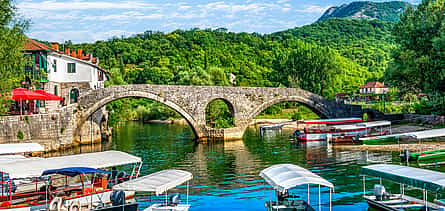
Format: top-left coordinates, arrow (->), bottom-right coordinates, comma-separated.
69,121 -> 442,211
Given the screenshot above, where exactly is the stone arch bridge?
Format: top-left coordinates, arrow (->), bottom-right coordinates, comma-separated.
73,84 -> 363,141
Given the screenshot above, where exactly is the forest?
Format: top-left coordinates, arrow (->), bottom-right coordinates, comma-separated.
60,18 -> 395,126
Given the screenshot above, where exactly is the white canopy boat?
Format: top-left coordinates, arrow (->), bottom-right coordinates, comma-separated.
0,151 -> 142,211
260,164 -> 334,211
361,164 -> 445,211
0,143 -> 44,163
110,169 -> 193,211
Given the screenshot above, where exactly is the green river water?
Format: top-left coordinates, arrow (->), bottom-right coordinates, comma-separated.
61,121 -> 445,211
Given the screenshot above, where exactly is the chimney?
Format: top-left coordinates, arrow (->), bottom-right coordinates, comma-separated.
65,48 -> 70,55
51,43 -> 59,51
71,50 -> 77,58
77,49 -> 82,58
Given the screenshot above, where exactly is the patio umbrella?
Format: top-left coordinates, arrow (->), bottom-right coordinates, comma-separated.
11,88 -> 47,115
33,89 -> 63,101
12,88 -> 47,101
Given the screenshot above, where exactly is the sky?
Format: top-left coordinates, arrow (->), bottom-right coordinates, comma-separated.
16,0 -> 420,43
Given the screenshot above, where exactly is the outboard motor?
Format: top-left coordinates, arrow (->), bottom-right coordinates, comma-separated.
110,190 -> 126,206
169,194 -> 181,205
293,130 -> 300,138
374,184 -> 386,201
401,150 -> 411,162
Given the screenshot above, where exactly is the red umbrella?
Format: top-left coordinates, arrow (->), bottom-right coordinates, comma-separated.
33,89 -> 63,101
12,88 -> 47,101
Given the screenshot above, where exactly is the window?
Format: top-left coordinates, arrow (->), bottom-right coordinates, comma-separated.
67,63 -> 76,73
53,60 -> 57,72
54,85 -> 58,96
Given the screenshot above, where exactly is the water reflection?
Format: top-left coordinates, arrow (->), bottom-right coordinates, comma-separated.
50,122 -> 421,210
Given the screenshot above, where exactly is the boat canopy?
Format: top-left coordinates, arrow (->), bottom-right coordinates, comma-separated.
356,121 -> 391,128
0,143 -> 44,155
259,164 -> 334,193
0,151 -> 141,179
331,124 -> 364,130
402,128 -> 445,140
361,164 -> 445,192
42,167 -> 111,177
302,118 -> 362,125
113,169 -> 192,195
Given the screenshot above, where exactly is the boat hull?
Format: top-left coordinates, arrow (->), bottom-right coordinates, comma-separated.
265,200 -> 315,211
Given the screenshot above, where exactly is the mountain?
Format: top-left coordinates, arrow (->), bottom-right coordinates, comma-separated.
269,18 -> 395,75
318,1 -> 413,22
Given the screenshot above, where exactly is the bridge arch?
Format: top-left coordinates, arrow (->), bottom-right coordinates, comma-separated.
247,96 -> 330,121
205,98 -> 235,128
74,90 -> 201,139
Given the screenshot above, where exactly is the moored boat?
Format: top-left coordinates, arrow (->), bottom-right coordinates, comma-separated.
294,121 -> 391,143
259,164 -> 334,211
361,164 -> 445,210
97,169 -> 193,211
0,151 -> 142,211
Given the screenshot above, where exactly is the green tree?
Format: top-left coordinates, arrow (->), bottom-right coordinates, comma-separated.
388,0 -> 445,93
0,0 -> 28,115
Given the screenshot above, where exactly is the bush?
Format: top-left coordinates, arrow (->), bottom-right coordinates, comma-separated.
17,130 -> 24,140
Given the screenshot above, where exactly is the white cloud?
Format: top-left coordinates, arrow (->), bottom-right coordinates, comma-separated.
28,29 -> 137,43
18,0 -> 157,11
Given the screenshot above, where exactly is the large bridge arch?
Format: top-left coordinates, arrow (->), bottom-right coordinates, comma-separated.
74,90 -> 202,139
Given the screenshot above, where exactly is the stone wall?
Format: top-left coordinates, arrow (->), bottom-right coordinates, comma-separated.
0,104 -> 105,152
403,114 -> 445,125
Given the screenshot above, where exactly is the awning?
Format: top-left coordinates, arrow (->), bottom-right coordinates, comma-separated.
356,121 -> 391,128
302,118 -> 362,125
113,169 -> 193,195
33,89 -> 63,101
12,88 -> 47,101
259,164 -> 334,193
401,128 -> 445,140
0,151 -> 141,179
361,164 -> 445,192
42,167 -> 111,177
0,143 -> 44,155
331,124 -> 365,130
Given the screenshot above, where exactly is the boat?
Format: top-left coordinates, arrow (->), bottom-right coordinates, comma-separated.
0,150 -> 142,211
0,143 -> 44,163
294,121 -> 391,142
361,164 -> 445,210
398,128 -> 445,165
298,118 -> 362,125
100,169 -> 193,211
259,164 -> 334,211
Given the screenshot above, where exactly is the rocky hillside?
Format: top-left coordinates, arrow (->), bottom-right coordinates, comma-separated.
318,1 -> 412,22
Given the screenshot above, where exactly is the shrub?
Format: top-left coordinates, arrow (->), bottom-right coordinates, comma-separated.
17,130 -> 24,140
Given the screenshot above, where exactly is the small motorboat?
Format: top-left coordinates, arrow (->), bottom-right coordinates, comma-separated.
259,164 -> 334,211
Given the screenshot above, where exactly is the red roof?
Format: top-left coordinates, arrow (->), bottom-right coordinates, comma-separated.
360,82 -> 388,89
22,37 -> 60,52
22,37 -> 106,72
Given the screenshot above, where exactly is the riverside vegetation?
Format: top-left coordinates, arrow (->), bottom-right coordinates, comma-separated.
1,0 -> 444,128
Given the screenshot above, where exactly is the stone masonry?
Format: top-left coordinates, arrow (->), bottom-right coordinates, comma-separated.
75,85 -> 364,140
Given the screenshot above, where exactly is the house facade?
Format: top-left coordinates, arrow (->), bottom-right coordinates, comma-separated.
359,82 -> 389,95
22,38 -> 108,112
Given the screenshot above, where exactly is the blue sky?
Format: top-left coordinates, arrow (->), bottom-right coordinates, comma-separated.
17,0 -> 420,43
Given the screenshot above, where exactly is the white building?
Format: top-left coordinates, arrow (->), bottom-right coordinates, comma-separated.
22,37 -> 108,112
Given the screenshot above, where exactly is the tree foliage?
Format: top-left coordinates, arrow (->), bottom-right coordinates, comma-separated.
387,0 -> 445,114
0,0 -> 27,115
